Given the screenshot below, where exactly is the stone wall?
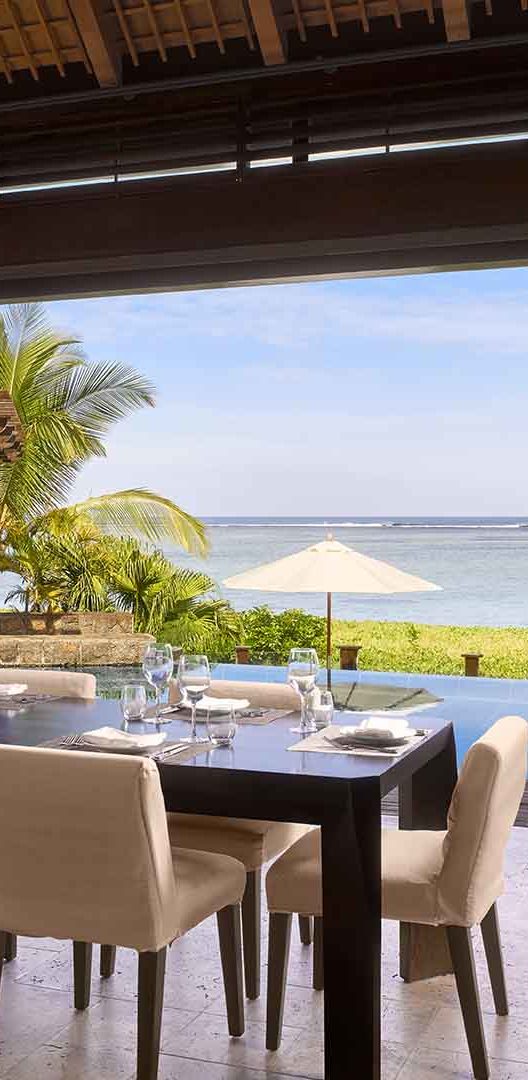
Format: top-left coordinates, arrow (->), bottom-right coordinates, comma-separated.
0,612 -> 135,636
0,633 -> 155,667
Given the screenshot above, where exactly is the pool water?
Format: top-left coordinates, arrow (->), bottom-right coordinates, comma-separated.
90,662 -> 528,765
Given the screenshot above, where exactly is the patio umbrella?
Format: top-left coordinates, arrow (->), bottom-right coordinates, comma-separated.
223,537 -> 440,689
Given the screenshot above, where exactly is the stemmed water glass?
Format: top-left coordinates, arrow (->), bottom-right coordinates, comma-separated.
177,654 -> 211,744
142,643 -> 174,723
287,648 -> 319,735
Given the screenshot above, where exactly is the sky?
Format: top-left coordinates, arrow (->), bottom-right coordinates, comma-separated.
47,267 -> 528,517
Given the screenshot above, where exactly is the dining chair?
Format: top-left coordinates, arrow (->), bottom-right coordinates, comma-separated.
264,715 -> 528,1080
163,678 -> 313,999
2,667 -> 96,965
0,667 -> 96,699
0,744 -> 246,1080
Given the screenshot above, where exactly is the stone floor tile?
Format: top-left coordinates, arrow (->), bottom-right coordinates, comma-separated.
422,1005 -> 528,1065
2,1043 -> 136,1080
158,1058 -> 303,1080
0,985 -> 82,1074
159,1015 -> 303,1075
398,1045 -> 528,1079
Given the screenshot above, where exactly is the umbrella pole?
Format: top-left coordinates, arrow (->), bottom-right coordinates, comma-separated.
326,591 -> 332,690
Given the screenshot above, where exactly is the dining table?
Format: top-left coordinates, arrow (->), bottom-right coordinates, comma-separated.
0,693 -> 458,1080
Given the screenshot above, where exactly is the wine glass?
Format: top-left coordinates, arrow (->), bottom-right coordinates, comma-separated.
142,643 -> 174,724
177,654 -> 211,744
287,648 -> 319,734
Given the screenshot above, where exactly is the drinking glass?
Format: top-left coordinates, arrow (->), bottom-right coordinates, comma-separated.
142,643 -> 174,723
287,648 -> 319,734
120,683 -> 147,723
177,654 -> 211,743
311,689 -> 334,730
206,706 -> 237,747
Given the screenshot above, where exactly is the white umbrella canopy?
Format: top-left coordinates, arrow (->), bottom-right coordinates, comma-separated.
223,538 -> 440,687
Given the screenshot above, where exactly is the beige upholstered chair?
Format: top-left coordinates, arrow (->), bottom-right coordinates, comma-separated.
0,745 -> 246,1080
165,678 -> 312,999
0,667 -> 96,699
265,716 -> 528,1080
2,667 -> 96,965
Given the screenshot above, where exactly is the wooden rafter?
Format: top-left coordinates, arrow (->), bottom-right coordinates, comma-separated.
246,0 -> 285,64
206,0 -> 225,52
391,0 -> 402,29
5,0 -> 38,78
323,0 -> 338,36
34,0 -> 65,75
68,0 -> 120,83
143,0 -> 167,59
239,0 -> 255,49
357,0 -> 369,32
441,0 -> 470,41
113,0 -> 138,63
0,31 -> 13,81
173,0 -> 196,57
291,0 -> 306,41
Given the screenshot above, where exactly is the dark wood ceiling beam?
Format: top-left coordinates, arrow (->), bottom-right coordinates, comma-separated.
441,0 -> 470,41
246,0 -> 285,65
68,0 -> 121,86
2,142 -> 528,300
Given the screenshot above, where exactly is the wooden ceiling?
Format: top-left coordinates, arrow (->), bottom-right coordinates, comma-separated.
0,0 -> 525,94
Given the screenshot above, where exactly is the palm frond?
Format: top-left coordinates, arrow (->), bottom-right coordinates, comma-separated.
71,490 -> 208,553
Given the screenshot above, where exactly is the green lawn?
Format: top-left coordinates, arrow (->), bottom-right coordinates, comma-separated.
333,620 -> 528,679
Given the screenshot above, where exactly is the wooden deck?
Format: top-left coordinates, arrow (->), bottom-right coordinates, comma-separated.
382,781 -> 528,828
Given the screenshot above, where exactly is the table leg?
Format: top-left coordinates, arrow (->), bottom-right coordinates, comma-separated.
322,781 -> 381,1080
399,727 -> 458,982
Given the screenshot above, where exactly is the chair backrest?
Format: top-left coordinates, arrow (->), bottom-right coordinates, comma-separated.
0,745 -> 178,951
169,677 -> 298,711
0,667 -> 96,699
438,715 -> 527,926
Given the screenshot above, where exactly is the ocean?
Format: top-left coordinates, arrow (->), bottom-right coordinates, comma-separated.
168,517 -> 528,628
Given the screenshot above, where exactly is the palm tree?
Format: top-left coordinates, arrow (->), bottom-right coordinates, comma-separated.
0,304 -> 206,552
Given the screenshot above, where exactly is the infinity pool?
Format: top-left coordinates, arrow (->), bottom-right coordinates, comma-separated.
89,662 -> 528,765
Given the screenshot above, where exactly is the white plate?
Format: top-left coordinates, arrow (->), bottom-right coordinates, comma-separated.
192,697 -> 251,714
0,683 -> 28,697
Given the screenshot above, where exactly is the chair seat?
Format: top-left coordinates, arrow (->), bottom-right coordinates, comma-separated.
168,814 -> 310,871
174,846 -> 246,938
266,827 -> 447,925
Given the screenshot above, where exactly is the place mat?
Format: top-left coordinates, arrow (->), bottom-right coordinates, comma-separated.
330,682 -> 440,712
0,692 -> 54,710
288,725 -> 426,759
176,707 -> 294,726
42,734 -> 213,763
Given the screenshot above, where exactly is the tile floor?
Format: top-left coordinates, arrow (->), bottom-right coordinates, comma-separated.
0,826 -> 527,1079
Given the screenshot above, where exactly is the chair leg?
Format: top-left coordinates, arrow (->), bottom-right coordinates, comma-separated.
4,933 -> 17,962
313,916 -> 324,991
241,869 -> 261,1000
217,903 -> 245,1037
137,948 -> 166,1080
481,904 -> 508,1016
100,945 -> 117,979
266,913 -> 292,1052
298,915 -> 313,945
73,942 -> 93,1011
447,926 -> 490,1080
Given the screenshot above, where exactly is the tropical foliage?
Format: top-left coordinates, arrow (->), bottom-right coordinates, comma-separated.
0,303 -> 206,551
1,525 -> 239,643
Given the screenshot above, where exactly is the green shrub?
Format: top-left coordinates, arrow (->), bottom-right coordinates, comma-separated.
239,606 -> 327,665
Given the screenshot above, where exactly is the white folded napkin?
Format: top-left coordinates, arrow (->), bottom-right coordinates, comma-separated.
193,696 -> 250,714
0,683 -> 28,697
82,726 -> 167,750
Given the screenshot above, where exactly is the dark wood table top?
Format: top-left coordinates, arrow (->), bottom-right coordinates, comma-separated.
0,695 -> 454,800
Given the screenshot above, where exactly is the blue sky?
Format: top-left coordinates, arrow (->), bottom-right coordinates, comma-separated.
48,267 -> 528,517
